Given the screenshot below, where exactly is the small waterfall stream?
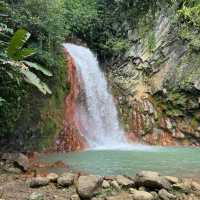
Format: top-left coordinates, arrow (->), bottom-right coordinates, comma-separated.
63,43 -> 128,149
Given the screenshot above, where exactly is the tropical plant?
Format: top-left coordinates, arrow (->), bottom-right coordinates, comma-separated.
0,28 -> 52,95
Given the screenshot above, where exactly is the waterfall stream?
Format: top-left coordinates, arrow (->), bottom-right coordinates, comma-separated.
63,43 -> 128,149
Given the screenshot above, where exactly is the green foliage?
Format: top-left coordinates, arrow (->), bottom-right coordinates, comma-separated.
1,28 -> 52,95
148,31 -> 156,52
7,29 -> 32,60
177,0 -> 200,51
178,0 -> 200,28
101,38 -> 130,55
0,0 -> 67,141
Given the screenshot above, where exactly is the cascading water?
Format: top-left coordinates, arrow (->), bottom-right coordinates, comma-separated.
63,43 -> 128,149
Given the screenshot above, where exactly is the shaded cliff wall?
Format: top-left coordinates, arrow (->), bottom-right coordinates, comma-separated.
107,5 -> 200,146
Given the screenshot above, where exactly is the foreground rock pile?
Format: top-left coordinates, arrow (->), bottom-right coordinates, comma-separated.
26,171 -> 200,200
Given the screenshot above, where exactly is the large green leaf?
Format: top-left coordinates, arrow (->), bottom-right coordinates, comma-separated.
14,48 -> 37,60
7,29 -> 31,59
23,61 -> 53,77
20,67 -> 52,95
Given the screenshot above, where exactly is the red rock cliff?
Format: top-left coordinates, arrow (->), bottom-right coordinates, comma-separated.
55,50 -> 87,152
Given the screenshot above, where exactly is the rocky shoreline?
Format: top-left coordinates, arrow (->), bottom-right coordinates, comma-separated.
1,169 -> 200,200
0,153 -> 200,200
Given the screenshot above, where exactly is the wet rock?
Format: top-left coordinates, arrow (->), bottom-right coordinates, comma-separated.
76,175 -> 103,199
29,177 -> 49,188
110,180 -> 121,191
102,180 -> 110,188
47,173 -> 58,182
29,192 -> 44,200
57,173 -> 76,187
135,171 -> 171,189
130,189 -> 154,200
164,176 -> 179,184
71,194 -> 80,200
115,175 -> 134,187
158,189 -> 176,200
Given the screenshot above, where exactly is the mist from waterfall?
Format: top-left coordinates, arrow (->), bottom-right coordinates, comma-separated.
63,43 -> 130,149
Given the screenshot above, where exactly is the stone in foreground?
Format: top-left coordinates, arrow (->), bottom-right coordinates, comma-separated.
106,192 -> 133,200
76,175 -> 103,199
57,173 -> 76,187
110,180 -> 121,191
164,176 -> 179,184
29,177 -> 49,188
102,180 -> 110,188
47,173 -> 58,182
1,153 -> 30,172
158,189 -> 176,200
29,192 -> 44,200
71,194 -> 80,200
115,175 -> 134,187
130,189 -> 154,200
135,171 -> 171,189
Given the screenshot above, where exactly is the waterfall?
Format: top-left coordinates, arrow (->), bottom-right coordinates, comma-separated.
63,43 -> 128,149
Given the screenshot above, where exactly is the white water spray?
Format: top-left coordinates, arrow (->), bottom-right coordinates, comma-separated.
64,43 -> 129,149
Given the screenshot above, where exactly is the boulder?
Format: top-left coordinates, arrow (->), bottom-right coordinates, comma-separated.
130,189 -> 154,200
47,173 -> 58,182
164,176 -> 179,184
173,179 -> 192,193
1,153 -> 29,172
5,167 -> 22,174
29,177 -> 49,188
76,175 -> 103,199
150,191 -> 159,199
106,192 -> 133,200
115,175 -> 134,187
91,198 -> 104,200
102,180 -> 110,188
110,180 -> 121,191
29,192 -> 44,200
139,186 -> 147,191
158,189 -> 176,200
191,181 -> 200,192
135,171 -> 171,189
57,173 -> 76,187
71,194 -> 80,200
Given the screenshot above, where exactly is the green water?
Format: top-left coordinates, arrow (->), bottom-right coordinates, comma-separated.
40,147 -> 200,178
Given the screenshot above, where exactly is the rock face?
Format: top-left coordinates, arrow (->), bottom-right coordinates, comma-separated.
107,6 -> 200,146
76,175 -> 103,199
55,51 -> 87,152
